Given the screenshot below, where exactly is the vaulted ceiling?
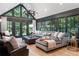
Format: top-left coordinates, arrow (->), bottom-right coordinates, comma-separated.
0,3 -> 79,19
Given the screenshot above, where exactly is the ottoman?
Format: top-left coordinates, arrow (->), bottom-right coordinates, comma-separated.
22,35 -> 40,44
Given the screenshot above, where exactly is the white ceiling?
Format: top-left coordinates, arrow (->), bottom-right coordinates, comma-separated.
28,3 -> 79,19
0,3 -> 79,19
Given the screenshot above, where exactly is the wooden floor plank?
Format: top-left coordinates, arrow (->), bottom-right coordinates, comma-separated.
27,44 -> 79,56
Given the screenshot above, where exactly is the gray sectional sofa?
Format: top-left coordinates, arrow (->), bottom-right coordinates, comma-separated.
35,32 -> 69,52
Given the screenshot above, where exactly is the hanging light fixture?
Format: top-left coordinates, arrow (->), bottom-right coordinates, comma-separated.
28,10 -> 36,16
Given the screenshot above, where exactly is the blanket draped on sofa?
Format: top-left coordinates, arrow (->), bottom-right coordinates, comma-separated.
44,40 -> 56,48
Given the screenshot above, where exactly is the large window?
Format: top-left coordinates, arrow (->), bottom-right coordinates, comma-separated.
3,4 -> 34,20
37,21 -> 52,31
50,20 -> 57,31
7,21 -> 12,35
22,7 -> 27,18
22,23 -> 27,35
58,17 -> 66,32
29,24 -> 33,34
7,20 -> 32,36
66,16 -> 75,36
15,22 -> 20,36
37,22 -> 41,31
5,11 -> 12,16
14,6 -> 20,17
36,15 -> 79,37
5,4 -> 34,36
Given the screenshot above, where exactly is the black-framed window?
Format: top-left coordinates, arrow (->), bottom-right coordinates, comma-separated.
7,20 -> 32,36
5,11 -> 12,16
15,22 -> 20,36
14,6 -> 20,17
3,4 -> 34,20
22,22 -> 27,35
36,15 -> 79,37
7,21 -> 12,35
29,24 -> 33,34
22,7 -> 28,18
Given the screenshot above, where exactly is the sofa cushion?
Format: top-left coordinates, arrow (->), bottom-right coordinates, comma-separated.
42,36 -> 50,40
2,36 -> 11,42
51,32 -> 55,37
9,36 -> 18,49
53,32 -> 59,37
36,40 -> 48,47
15,38 -> 26,47
50,32 -> 59,41
58,32 -> 65,40
4,31 -> 10,36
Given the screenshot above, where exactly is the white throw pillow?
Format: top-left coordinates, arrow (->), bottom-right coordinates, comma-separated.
15,38 -> 25,47
4,31 -> 10,36
2,36 -> 11,42
58,32 -> 65,40
42,36 -> 50,40
53,32 -> 59,37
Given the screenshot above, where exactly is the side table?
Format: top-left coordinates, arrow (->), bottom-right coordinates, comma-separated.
67,38 -> 79,51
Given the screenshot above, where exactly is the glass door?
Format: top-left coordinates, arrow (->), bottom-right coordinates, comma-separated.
22,23 -> 27,35
15,22 -> 20,36
7,21 -> 12,35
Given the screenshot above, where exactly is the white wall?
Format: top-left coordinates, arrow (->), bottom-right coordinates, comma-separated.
1,17 -> 7,32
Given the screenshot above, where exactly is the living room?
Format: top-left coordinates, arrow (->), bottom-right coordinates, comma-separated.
0,2 -> 79,58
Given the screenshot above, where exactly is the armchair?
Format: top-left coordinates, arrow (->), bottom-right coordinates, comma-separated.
10,46 -> 29,56
4,41 -> 29,56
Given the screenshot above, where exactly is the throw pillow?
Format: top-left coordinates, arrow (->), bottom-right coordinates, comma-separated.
58,32 -> 65,40
53,32 -> 59,37
2,36 -> 11,42
15,38 -> 25,47
9,36 -> 18,49
50,32 -> 59,41
4,31 -> 10,36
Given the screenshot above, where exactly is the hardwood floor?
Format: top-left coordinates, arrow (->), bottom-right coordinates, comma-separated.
27,44 -> 79,56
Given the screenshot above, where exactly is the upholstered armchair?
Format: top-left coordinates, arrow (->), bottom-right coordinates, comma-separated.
0,31 -> 29,56
4,41 -> 29,56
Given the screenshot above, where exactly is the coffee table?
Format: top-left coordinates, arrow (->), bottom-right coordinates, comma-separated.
22,35 -> 41,44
